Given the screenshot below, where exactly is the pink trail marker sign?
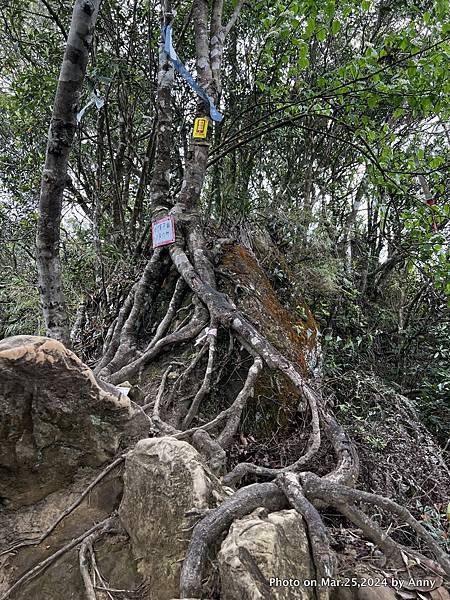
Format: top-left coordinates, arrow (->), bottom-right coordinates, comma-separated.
152,216 -> 176,248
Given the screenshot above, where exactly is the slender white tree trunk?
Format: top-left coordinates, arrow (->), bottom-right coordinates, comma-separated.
36,0 -> 101,345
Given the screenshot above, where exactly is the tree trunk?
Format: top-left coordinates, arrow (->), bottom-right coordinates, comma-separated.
36,0 -> 101,345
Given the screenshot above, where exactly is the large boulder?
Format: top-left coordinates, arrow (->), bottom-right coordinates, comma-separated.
0,335 -> 134,506
218,508 -> 314,600
118,437 -> 225,600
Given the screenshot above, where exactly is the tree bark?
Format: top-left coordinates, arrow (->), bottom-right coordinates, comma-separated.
149,0 -> 174,215
36,0 -> 101,345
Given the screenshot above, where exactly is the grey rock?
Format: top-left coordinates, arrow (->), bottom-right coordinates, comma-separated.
119,437 -> 224,600
0,335 -> 133,506
218,508 -> 314,600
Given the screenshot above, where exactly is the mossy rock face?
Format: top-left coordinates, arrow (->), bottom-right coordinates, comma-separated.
244,371 -> 299,437
0,466 -> 133,600
215,244 -> 319,440
220,244 -> 319,376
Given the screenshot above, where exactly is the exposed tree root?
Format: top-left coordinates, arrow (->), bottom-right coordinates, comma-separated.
79,518 -> 119,600
190,429 -> 227,475
335,502 -> 401,562
153,364 -> 175,420
16,0 -> 448,590
151,364 -> 181,435
299,472 -> 450,577
121,250 -> 165,344
167,343 -> 209,410
277,472 -> 336,600
96,250 -> 166,378
320,409 -> 359,486
0,457 -> 124,557
222,428 -> 320,486
180,469 -> 449,598
217,355 -> 263,448
108,303 -> 208,384
11,230 -> 443,599
84,233 -> 447,596
148,277 -> 186,349
163,236 -> 447,595
180,482 -> 288,598
0,517 -> 118,600
170,355 -> 262,462
95,283 -> 137,375
169,241 -> 328,481
182,318 -> 218,428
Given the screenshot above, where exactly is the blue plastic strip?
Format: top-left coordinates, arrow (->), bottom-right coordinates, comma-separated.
163,24 -> 224,123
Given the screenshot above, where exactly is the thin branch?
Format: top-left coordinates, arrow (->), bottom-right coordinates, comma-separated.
39,0 -> 68,39
224,0 -> 246,36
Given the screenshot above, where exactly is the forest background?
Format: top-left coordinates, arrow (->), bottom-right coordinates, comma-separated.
1,0 -> 450,595
1,0 -> 449,439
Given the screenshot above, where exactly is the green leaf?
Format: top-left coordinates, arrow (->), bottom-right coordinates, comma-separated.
305,17 -> 316,37
298,56 -> 310,68
331,20 -> 341,34
325,0 -> 336,18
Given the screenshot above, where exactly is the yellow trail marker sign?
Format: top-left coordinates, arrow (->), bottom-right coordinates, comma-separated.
193,117 -> 209,139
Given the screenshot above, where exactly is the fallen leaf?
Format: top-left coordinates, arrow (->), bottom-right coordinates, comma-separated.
239,433 -> 248,447
431,587 -> 450,600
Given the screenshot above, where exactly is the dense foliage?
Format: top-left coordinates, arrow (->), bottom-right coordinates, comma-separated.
0,0 -> 449,438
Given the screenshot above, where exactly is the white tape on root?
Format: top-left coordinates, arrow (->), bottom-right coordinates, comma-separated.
195,333 -> 207,346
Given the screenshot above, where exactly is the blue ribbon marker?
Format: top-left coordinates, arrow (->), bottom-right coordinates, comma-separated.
163,24 -> 224,123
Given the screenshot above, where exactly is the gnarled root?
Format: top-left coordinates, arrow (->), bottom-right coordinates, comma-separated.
108,302 -> 208,385
299,472 -> 450,577
217,356 -> 263,448
83,230 -> 446,598
277,472 -> 336,600
96,249 -> 167,379
182,317 -> 218,429
0,517 -> 119,600
79,517 -> 121,600
180,482 -> 287,598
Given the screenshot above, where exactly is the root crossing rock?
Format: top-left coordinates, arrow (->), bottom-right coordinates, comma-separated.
218,508 -> 314,600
